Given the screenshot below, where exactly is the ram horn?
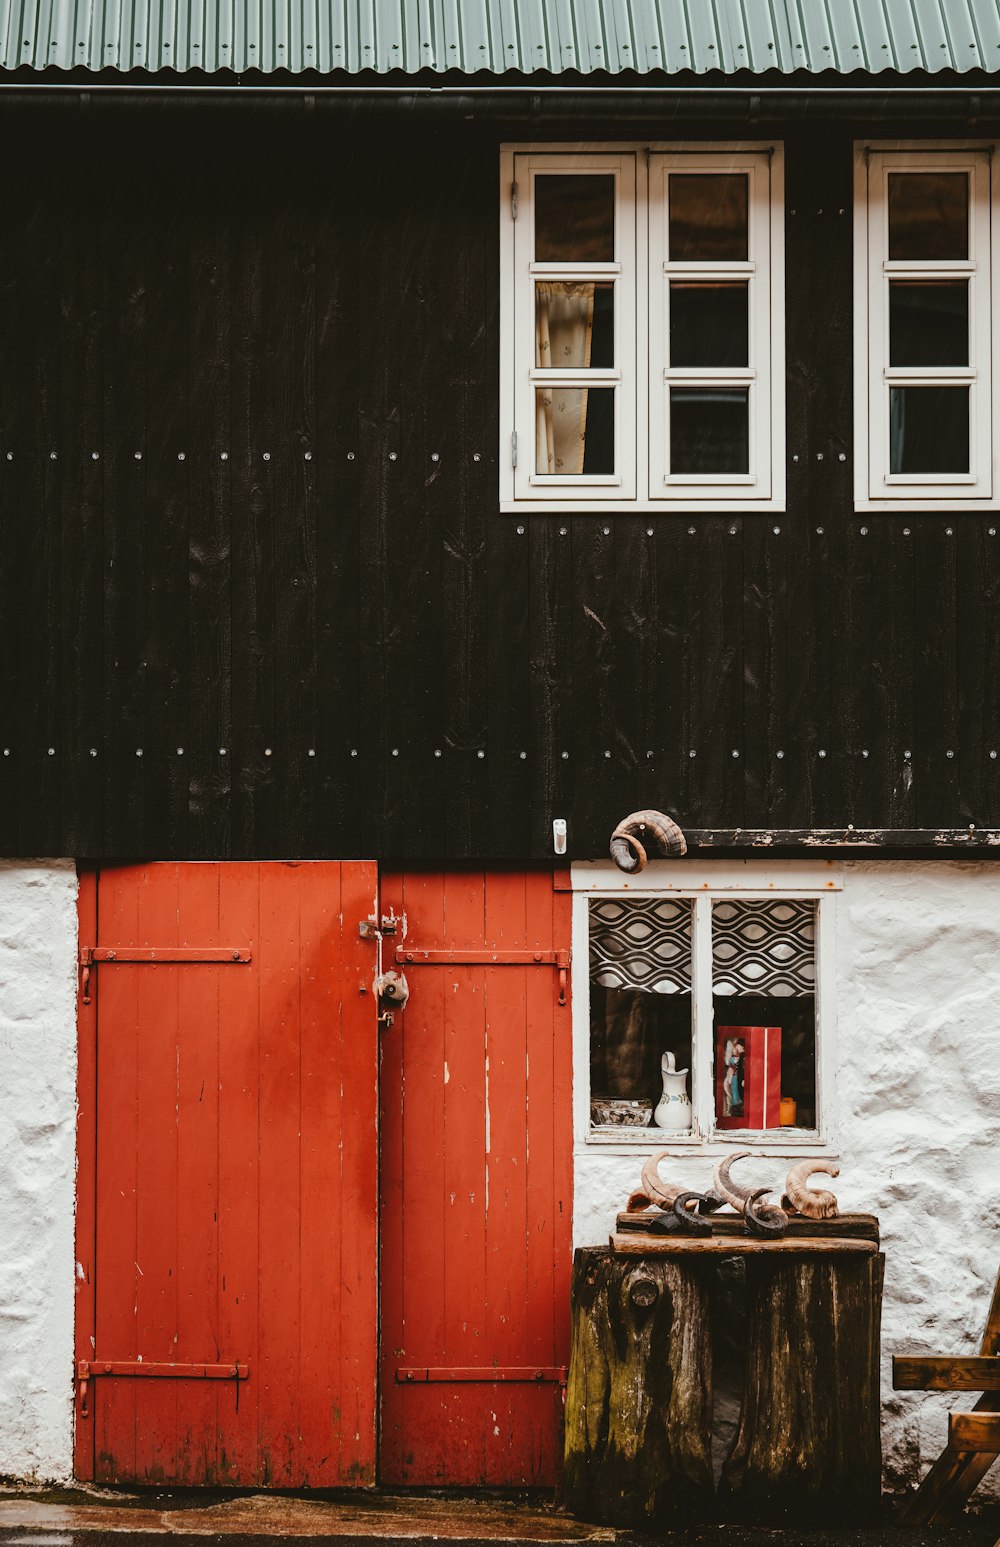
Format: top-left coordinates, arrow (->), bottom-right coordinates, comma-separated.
743,1187 -> 789,1238
712,1150 -> 758,1212
610,810 -> 687,874
640,1152 -> 708,1233
672,1191 -> 713,1236
626,1190 -> 655,1213
781,1159 -> 841,1220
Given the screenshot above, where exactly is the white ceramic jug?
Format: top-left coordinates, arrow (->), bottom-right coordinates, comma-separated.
653,1050 -> 691,1132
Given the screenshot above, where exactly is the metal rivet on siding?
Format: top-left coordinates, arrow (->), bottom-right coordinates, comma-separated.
860,526 -> 869,536
264,748 -> 272,757
561,750 -> 569,760
177,452 -> 186,461
219,747 -> 227,756
133,452 -> 141,461
772,525 -> 781,535
838,453 -> 846,461
431,452 -> 439,462
347,452 -> 355,461
220,452 -> 229,461
2,749 -> 8,757
816,526 -> 824,534
904,750 -> 912,760
792,454 -> 799,462
388,452 -> 397,462
391,748 -> 399,757
946,750 -> 955,758
135,748 -> 143,757
434,749 -> 442,758
687,526 -> 695,535
729,526 -> 737,535
646,750 -> 654,759
262,452 -> 270,462
91,452 -> 99,460
689,750 -> 697,758
516,525 -> 525,535
477,750 -> 485,759
603,526 -> 610,536
848,823 -> 855,831
308,748 -> 315,757
49,452 -> 58,461
473,453 -> 481,462
351,749 -> 358,757
946,527 -> 954,536
818,749 -> 827,758
304,451 -> 312,461
816,453 -> 824,461
90,748 -> 97,757
776,750 -> 785,759
48,747 -> 55,756
862,750 -> 869,758
176,747 -> 184,755
990,528 -> 997,537
991,751 -> 998,760
903,527 -> 911,535
559,526 -> 568,536
731,749 -> 740,758
604,750 -> 611,759
521,751 -> 528,760
5,453 -> 14,461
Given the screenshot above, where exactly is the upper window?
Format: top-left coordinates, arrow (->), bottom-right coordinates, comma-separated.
500,144 -> 785,513
855,145 -> 995,509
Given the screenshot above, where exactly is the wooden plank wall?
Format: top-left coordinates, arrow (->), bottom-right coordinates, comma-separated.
1,99 -> 999,861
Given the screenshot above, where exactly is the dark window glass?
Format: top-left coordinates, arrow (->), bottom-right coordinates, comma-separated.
589,985 -> 692,1124
890,386 -> 969,474
535,281 -> 614,369
536,386 -> 615,475
669,174 -> 748,261
888,173 -> 968,261
535,174 -> 615,262
671,388 -> 749,474
670,281 -> 749,368
889,281 -> 968,367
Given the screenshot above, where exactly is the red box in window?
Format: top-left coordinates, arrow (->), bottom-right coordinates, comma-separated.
715,1025 -> 782,1131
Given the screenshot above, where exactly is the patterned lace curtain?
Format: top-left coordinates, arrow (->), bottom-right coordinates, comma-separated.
589,898 -> 692,993
712,899 -> 815,996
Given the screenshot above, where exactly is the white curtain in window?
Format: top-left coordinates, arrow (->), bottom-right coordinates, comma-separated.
536,282 -> 595,474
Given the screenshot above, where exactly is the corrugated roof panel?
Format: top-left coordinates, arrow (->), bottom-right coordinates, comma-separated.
5,0 -> 1000,75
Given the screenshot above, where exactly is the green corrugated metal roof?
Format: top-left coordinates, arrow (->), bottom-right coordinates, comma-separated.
3,0 -> 1000,76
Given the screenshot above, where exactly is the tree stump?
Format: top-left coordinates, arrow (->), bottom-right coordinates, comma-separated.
562,1246 -> 714,1527
720,1251 -> 885,1523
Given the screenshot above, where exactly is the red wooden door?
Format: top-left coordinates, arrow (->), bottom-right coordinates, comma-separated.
75,862 -> 378,1487
378,871 -> 573,1486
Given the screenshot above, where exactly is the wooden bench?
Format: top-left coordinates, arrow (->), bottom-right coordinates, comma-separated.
892,1266 -> 1000,1524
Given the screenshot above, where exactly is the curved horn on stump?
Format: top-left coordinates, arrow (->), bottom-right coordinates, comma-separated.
610,810 -> 687,873
781,1159 -> 841,1220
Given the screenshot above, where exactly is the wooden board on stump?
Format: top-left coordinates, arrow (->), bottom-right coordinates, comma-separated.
563,1247 -> 714,1528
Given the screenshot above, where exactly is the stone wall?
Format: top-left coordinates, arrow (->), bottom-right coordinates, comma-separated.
574,860 -> 1000,1498
0,861 -> 78,1481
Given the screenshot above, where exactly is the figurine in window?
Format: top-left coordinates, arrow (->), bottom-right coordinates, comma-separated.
723,1036 -> 746,1118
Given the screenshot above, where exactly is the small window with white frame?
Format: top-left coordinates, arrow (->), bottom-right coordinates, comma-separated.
855,144 -> 996,510
572,862 -> 839,1149
500,144 -> 785,514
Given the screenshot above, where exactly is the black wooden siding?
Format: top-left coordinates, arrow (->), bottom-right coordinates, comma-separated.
1,97 -> 998,861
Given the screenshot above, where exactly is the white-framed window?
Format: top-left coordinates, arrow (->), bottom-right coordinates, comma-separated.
570,860 -> 840,1154
854,143 -> 997,511
500,143 -> 785,514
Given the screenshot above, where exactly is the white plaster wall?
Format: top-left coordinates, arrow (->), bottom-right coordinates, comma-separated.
573,861 -> 1000,1497
0,861 -> 78,1481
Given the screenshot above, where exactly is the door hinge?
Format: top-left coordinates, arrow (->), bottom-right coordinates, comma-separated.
358,910 -> 399,941
511,429 -> 518,470
78,946 -> 251,1004
76,1360 -> 248,1419
511,180 -> 518,221
396,1365 -> 566,1385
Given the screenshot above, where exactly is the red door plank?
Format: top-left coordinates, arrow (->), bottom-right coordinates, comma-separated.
379,870 -> 573,1487
82,861 -> 378,1488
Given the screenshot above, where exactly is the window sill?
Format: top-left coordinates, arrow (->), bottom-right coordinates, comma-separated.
500,499 -> 787,516
580,1126 -> 832,1157
854,498 -> 997,513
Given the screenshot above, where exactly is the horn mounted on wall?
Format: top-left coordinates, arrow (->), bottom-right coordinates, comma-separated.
610,810 -> 687,873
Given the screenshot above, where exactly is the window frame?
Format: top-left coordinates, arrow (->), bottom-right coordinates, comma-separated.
500,141 -> 786,515
854,141 -> 998,512
570,859 -> 841,1157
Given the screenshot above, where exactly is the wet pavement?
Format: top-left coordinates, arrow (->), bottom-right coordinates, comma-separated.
0,1486 -> 997,1546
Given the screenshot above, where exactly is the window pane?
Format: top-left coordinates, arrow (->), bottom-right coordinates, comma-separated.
670,388 -> 749,474
669,174 -> 748,261
535,281 -> 614,369
589,898 -> 692,1130
536,386 -> 614,475
889,281 -> 968,367
670,281 -> 749,368
534,174 -> 615,262
890,386 -> 969,474
888,172 -> 968,261
712,900 -> 817,1132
